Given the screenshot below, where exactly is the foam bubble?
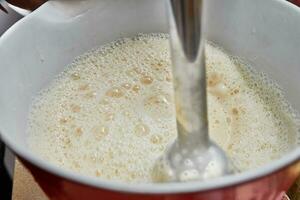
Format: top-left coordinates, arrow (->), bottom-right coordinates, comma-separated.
27,34 -> 300,183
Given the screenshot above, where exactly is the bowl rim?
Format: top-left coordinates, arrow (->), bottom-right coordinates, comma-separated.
7,3 -> 31,16
0,0 -> 300,195
2,130 -> 300,194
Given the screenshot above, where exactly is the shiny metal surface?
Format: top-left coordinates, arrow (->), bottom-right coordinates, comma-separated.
153,0 -> 229,182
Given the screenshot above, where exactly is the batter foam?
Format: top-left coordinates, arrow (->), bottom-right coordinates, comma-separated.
27,33 -> 300,183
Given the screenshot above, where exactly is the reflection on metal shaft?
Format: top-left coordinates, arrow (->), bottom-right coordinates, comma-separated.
168,0 -> 208,146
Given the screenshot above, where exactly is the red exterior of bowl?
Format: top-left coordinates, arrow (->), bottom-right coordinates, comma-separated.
290,0 -> 300,6
20,158 -> 300,200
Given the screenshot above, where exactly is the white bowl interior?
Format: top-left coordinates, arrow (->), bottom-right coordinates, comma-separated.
0,0 -> 299,193
0,0 -> 168,147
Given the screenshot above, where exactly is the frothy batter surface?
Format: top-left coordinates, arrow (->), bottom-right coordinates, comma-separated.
28,34 -> 299,183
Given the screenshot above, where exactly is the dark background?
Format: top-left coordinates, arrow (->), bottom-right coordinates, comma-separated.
0,141 -> 12,200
